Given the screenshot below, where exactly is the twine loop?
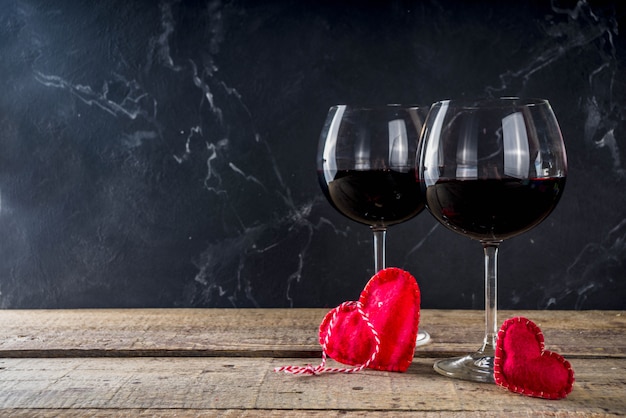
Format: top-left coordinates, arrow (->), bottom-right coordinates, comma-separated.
273,301 -> 381,375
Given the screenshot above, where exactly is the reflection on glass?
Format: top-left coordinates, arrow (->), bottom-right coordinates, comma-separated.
503,112 -> 530,179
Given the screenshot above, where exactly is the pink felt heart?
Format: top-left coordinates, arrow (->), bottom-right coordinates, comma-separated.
318,267 -> 420,372
494,317 -> 575,399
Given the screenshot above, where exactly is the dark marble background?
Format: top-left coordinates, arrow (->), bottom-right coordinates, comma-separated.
0,0 -> 624,309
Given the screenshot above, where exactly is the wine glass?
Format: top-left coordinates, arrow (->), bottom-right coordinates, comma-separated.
317,104 -> 431,345
417,98 -> 568,382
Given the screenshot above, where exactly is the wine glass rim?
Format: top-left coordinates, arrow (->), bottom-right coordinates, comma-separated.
329,104 -> 430,111
431,97 -> 550,109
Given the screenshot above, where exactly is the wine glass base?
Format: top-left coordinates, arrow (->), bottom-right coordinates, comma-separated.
433,351 -> 494,383
415,330 -> 431,347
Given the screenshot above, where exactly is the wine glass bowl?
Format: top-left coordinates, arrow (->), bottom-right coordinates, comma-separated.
318,105 -> 427,225
318,105 -> 428,269
417,98 -> 567,382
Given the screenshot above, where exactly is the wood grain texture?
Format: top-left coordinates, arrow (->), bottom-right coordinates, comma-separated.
0,357 -> 623,415
0,309 -> 624,357
0,309 -> 624,416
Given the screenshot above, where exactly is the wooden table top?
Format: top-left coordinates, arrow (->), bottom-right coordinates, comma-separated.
0,309 -> 624,416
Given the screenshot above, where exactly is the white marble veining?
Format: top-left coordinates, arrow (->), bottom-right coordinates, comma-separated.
0,0 -> 623,309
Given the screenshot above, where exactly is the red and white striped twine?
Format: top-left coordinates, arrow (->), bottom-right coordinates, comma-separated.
273,301 -> 381,375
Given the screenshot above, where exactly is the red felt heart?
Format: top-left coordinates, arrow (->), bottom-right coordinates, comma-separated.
494,317 -> 575,399
318,267 -> 420,372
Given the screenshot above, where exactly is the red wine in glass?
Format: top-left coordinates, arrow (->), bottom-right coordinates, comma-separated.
318,168 -> 424,228
426,177 -> 566,241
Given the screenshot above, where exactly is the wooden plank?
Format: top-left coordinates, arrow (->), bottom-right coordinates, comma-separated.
422,310 -> 626,359
0,411 -> 613,418
0,309 -> 624,358
0,357 -> 623,415
0,309 -> 324,358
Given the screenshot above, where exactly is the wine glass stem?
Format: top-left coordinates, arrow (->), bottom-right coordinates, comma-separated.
371,226 -> 387,272
481,242 -> 501,354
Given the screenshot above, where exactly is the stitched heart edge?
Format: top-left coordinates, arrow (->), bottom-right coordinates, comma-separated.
494,316 -> 575,400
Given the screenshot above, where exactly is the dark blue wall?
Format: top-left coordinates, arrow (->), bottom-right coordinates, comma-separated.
1,0 -> 624,309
